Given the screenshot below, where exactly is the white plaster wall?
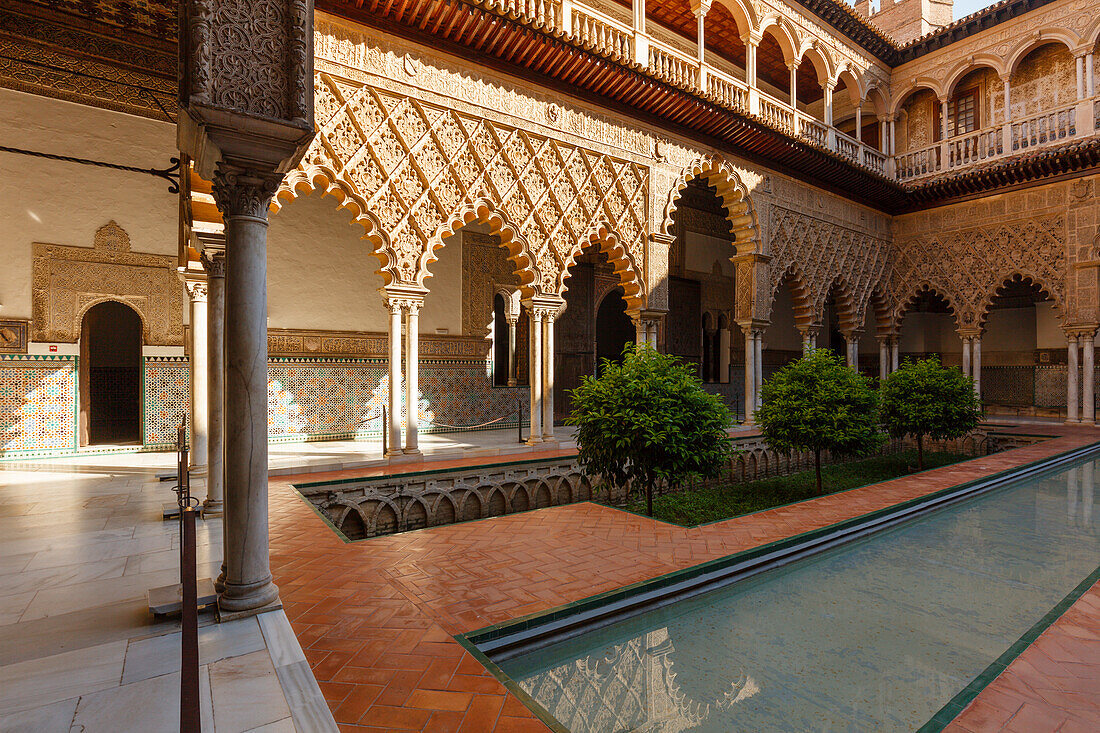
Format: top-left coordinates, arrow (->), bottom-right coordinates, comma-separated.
984,307 -> 1037,351
764,286 -> 804,351
899,312 -> 960,352
1036,302 -> 1066,348
684,231 -> 731,275
267,192 -> 390,332
421,233 -> 462,335
0,89 -> 178,321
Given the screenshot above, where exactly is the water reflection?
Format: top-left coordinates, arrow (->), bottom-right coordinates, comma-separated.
503,457 -> 1100,732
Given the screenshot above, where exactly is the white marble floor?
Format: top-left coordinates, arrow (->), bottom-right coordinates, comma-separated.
0,459 -> 336,733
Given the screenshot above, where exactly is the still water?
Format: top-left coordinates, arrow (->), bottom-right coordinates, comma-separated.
498,457 -> 1100,732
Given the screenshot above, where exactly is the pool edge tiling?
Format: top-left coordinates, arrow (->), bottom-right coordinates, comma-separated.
267,429 -> 1100,732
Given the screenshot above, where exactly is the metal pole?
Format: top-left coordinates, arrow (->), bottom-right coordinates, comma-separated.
180,506 -> 200,732
382,405 -> 387,457
517,399 -> 523,444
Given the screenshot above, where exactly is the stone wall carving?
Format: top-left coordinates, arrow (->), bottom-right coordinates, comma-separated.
31,221 -> 183,345
267,328 -> 491,359
462,232 -> 519,337
891,214 -> 1067,327
276,71 -> 649,308
765,206 -> 892,325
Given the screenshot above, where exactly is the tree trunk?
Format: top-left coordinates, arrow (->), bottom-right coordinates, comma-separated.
814,449 -> 822,492
645,474 -> 653,517
917,434 -> 924,471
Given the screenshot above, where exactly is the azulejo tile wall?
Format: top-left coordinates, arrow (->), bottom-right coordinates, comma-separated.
0,355 -> 77,455
0,355 -> 531,458
144,357 -> 190,447
268,357 -> 529,442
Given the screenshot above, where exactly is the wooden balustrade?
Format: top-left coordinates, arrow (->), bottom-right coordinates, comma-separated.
1011,105 -> 1077,151
572,5 -> 632,58
649,41 -> 697,88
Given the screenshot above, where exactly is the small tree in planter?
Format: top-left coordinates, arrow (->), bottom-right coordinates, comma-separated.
880,356 -> 982,470
756,348 -> 883,491
567,345 -> 735,516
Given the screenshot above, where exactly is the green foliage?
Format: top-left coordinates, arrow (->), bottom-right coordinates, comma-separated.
626,450 -> 969,526
880,356 -> 982,469
567,345 -> 736,515
755,349 -> 884,489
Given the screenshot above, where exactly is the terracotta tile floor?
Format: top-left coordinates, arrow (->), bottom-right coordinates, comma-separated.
269,429 -> 1100,732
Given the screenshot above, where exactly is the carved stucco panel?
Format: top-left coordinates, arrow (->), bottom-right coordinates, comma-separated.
31,221 -> 183,345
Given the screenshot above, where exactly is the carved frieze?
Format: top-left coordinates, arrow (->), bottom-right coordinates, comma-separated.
267,328 -> 489,359
31,221 -> 183,345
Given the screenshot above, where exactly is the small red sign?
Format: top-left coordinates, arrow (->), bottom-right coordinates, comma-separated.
49,345 -> 57,352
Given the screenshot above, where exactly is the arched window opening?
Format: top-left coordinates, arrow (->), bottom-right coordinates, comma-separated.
79,301 -> 142,446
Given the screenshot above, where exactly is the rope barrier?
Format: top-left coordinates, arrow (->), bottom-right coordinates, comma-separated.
420,415 -> 510,430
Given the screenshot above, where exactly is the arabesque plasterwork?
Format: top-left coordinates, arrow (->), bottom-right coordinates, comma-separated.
31,221 -> 183,345
890,214 -> 1068,328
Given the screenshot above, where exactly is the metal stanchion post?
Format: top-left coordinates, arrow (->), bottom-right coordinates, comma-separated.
180,506 -> 199,732
382,405 -> 388,457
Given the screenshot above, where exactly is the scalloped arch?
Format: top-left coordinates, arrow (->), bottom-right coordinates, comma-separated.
560,221 -> 646,313
766,265 -> 814,327
893,282 -> 960,330
819,277 -> 859,335
660,155 -> 760,255
976,272 -> 1063,328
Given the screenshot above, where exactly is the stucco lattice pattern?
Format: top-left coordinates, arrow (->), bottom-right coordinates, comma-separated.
891,215 -> 1067,327
0,357 -> 75,453
286,74 -> 649,298
766,206 -> 892,323
143,359 -> 189,446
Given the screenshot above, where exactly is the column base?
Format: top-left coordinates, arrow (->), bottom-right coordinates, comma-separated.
526,436 -> 543,446
384,449 -> 405,458
217,577 -> 280,615
1065,418 -> 1082,425
189,463 -> 209,477
403,448 -> 422,456
218,598 -> 283,623
202,498 -> 224,516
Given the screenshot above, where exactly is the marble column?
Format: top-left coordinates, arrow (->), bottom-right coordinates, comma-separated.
891,341 -> 899,372
203,252 -> 225,515
754,331 -> 763,410
1067,334 -> 1080,424
212,168 -> 280,615
845,336 -> 859,369
181,274 -> 209,476
386,300 -> 403,456
404,300 -> 421,455
506,314 -> 518,386
648,321 -> 658,349
634,316 -> 647,349
743,329 -> 756,424
542,309 -> 556,441
527,307 -> 543,444
961,335 -> 971,379
1083,331 -> 1095,425
971,336 -> 982,399
879,339 -> 889,380
718,327 -> 731,383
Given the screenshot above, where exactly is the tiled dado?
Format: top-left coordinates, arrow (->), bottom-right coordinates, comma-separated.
1,355 -> 529,457
0,355 -> 77,456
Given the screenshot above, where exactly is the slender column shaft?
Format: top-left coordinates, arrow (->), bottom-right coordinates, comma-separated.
972,336 -> 982,399
1067,335 -> 1080,423
527,310 -> 543,444
1083,333 -> 1095,424
879,339 -> 889,380
891,341 -> 899,372
542,314 -> 555,441
753,333 -> 763,410
1077,55 -> 1087,100
789,64 -> 798,108
941,99 -> 949,139
404,304 -> 420,454
648,322 -> 658,349
205,256 -> 225,515
184,278 -> 209,474
1088,53 -> 1096,99
1003,78 -> 1012,122
961,336 -> 971,378
214,172 -> 280,614
719,328 -> 731,384
848,338 -> 859,369
743,329 -> 755,424
507,317 -> 518,386
635,318 -> 646,348
387,303 -> 403,456
855,106 -> 862,142
696,12 -> 705,65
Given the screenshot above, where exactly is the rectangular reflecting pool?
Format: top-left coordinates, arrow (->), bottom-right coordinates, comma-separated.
488,453 -> 1100,732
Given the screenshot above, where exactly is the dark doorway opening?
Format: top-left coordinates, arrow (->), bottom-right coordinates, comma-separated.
492,293 -> 509,386
595,289 -> 634,376
80,301 -> 142,445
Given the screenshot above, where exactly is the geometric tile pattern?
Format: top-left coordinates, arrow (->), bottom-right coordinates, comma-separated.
143,357 -> 189,447
0,355 -> 76,454
2,356 -> 531,455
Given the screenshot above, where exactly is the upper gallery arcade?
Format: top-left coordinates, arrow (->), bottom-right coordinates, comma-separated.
1,0 -> 1100,467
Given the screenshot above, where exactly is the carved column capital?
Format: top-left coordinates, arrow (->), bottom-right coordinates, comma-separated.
211,166 -> 282,221
178,269 -> 209,302
200,250 -> 226,279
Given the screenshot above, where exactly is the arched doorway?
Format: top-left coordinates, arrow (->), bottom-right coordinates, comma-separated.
80,301 -> 142,445
897,289 -> 960,367
595,288 -> 633,376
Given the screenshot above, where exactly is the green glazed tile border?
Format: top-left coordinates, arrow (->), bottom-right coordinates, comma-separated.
917,562 -> 1100,733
